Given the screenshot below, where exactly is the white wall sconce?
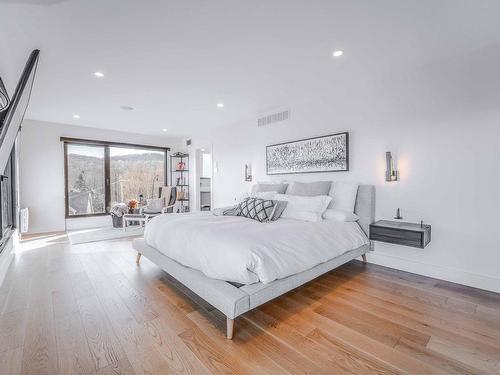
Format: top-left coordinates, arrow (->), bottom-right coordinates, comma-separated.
385,152 -> 399,182
245,163 -> 252,182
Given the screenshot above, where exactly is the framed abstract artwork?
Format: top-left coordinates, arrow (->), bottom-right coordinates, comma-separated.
266,132 -> 349,175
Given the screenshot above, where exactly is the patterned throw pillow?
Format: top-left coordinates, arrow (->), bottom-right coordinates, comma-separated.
236,197 -> 277,223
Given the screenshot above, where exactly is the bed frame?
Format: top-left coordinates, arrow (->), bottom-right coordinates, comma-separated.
133,185 -> 375,339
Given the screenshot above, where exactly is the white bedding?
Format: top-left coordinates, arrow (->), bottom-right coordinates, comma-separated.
144,212 -> 368,285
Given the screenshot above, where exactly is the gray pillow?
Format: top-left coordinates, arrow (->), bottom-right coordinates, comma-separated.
270,200 -> 287,221
285,181 -> 332,196
251,183 -> 288,194
213,205 -> 238,216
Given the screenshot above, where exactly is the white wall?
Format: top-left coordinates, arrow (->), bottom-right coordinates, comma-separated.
196,100 -> 500,293
19,119 -> 184,234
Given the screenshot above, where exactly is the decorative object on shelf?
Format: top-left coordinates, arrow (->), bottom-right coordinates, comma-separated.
394,208 -> 403,220
170,152 -> 190,212
245,163 -> 252,182
369,220 -> 431,249
176,160 -> 186,171
385,152 -> 399,182
175,176 -> 187,185
266,132 -> 349,175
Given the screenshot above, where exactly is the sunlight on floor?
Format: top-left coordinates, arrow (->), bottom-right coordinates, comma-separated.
17,232 -> 68,253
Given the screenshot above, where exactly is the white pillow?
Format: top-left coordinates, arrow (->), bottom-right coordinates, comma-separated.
323,208 -> 360,222
252,191 -> 277,200
275,194 -> 331,222
146,198 -> 164,212
328,181 -> 359,212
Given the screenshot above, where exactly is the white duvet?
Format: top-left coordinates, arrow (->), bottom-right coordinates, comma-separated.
144,212 -> 368,285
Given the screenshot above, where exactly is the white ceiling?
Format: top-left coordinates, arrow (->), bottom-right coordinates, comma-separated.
1,0 -> 499,137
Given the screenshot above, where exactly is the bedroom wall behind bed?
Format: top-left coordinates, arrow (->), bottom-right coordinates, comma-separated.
191,96 -> 500,293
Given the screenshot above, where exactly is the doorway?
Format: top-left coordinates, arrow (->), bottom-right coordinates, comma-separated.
199,149 -> 212,211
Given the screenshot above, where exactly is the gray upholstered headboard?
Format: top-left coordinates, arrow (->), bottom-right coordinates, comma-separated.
354,185 -> 376,238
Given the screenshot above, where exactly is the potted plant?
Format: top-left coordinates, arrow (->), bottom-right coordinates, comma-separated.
110,203 -> 128,228
128,199 -> 139,212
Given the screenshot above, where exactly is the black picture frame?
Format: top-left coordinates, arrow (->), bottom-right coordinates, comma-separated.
266,132 -> 349,175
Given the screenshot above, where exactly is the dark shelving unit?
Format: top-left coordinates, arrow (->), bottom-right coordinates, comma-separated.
170,152 -> 189,212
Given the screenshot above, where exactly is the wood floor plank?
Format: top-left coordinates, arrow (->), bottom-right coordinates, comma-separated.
97,357 -> 135,375
91,273 -> 204,375
187,309 -> 290,375
71,271 -> 96,300
0,309 -> 28,353
237,317 -> 331,375
52,287 -> 79,319
427,335 -> 500,375
319,273 -> 500,346
20,295 -> 58,375
307,286 -> 431,347
259,301 -> 402,375
272,293 -> 447,375
395,337 -> 491,375
343,262 -> 479,314
178,326 -> 251,375
77,295 -> 125,370
2,278 -> 30,314
245,308 -> 366,374
108,274 -> 159,323
308,327 -> 447,375
0,346 -> 24,375
0,290 -> 9,312
432,280 -> 500,310
54,312 -> 95,375
143,317 -> 212,375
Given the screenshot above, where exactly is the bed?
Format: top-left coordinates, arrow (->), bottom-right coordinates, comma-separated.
132,184 -> 375,339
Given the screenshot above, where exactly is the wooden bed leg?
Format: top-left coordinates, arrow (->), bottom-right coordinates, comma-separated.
226,318 -> 234,339
362,254 -> 367,264
136,252 -> 142,264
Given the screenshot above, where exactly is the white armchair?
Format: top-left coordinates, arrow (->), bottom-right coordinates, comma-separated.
139,186 -> 177,219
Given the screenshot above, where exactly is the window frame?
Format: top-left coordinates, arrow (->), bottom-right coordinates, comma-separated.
0,146 -> 16,252
62,137 -> 170,219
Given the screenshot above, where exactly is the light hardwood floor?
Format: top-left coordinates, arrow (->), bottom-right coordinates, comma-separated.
1,235 -> 500,374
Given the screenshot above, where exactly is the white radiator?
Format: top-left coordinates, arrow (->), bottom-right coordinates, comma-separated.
20,208 -> 29,233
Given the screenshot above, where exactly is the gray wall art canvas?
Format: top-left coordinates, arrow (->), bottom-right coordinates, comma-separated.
266,132 -> 349,175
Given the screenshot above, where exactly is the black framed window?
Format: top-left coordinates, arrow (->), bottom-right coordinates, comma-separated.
62,138 -> 169,218
0,146 -> 16,252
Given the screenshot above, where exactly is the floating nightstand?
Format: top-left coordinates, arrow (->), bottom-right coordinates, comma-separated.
369,220 -> 431,249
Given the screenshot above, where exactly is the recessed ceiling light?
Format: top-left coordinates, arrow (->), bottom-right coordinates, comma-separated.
162,128 -> 167,132
73,114 -> 80,119
94,71 -> 104,77
200,148 -> 205,152
217,103 -> 224,108
332,50 -> 344,57
120,106 -> 134,111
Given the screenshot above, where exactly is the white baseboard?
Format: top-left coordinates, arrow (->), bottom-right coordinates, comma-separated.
367,252 -> 500,293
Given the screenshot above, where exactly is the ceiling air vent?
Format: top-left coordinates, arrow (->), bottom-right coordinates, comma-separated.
257,109 -> 290,127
